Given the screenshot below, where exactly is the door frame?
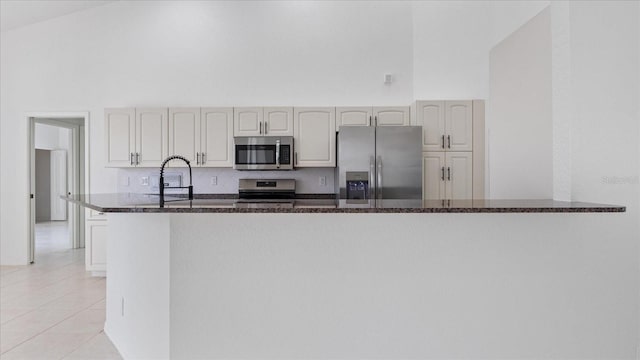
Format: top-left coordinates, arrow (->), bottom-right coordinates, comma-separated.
27,112 -> 90,263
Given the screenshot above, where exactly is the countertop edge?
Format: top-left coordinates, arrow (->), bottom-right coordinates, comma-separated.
64,195 -> 626,214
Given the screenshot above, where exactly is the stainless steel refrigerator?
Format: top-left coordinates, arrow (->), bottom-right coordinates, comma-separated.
336,126 -> 422,200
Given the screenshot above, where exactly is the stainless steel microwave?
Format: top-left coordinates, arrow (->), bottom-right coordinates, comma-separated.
234,136 -> 294,170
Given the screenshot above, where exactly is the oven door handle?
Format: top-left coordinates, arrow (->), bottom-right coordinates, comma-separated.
275,139 -> 281,169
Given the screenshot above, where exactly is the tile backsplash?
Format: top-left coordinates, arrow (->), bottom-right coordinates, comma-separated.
117,167 -> 335,195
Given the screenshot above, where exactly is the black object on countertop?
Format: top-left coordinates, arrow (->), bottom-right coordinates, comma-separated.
159,155 -> 193,208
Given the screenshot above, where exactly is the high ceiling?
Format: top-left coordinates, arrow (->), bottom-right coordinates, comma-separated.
0,0 -> 115,32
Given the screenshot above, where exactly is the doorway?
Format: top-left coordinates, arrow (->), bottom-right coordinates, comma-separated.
28,113 -> 90,263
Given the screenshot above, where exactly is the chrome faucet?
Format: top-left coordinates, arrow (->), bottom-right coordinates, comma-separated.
159,155 -> 193,207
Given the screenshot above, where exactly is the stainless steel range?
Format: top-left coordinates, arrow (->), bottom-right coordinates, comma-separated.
236,179 -> 296,208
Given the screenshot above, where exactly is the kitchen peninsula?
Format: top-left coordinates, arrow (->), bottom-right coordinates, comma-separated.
65,194 -> 625,359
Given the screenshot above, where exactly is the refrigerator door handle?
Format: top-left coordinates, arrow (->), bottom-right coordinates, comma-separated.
377,156 -> 382,200
369,156 -> 375,199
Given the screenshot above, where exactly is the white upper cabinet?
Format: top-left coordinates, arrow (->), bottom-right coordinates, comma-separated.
200,108 -> 233,167
414,101 -> 446,151
414,100 -> 472,152
336,106 -> 410,130
263,107 -> 293,136
336,107 -> 372,130
293,107 -> 336,167
135,108 -> 169,167
234,108 -> 263,137
373,107 -> 410,126
445,101 -> 473,152
168,108 -> 234,167
234,107 -> 293,137
105,108 -> 168,167
169,108 -> 200,166
105,108 -> 136,167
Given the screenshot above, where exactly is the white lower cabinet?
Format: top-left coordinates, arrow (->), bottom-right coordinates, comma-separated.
422,152 -> 472,200
86,217 -> 107,276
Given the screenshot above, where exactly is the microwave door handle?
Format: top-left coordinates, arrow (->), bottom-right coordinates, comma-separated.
275,140 -> 280,169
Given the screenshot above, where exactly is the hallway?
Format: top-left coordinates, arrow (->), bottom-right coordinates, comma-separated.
0,222 -> 121,359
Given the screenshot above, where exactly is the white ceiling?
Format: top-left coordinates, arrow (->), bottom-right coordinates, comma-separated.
0,0 -> 115,32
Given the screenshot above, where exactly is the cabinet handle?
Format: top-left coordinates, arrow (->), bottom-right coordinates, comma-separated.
294,152 -> 298,166
196,152 -> 201,165
136,153 -> 140,165
265,122 -> 268,134
374,115 -> 378,127
259,122 -> 263,134
447,135 -> 451,149
369,115 -> 372,126
201,152 -> 205,164
447,167 -> 451,181
441,166 -> 445,181
442,135 -> 445,149
130,153 -> 134,166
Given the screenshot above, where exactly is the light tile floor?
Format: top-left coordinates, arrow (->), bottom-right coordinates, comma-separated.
1,222 -> 122,359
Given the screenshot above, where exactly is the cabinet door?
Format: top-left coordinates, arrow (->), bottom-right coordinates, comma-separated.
422,152 -> 446,200
105,108 -> 136,167
201,108 -> 234,167
263,107 -> 293,136
336,107 -> 372,130
445,101 -> 473,151
169,108 -> 200,166
445,152 -> 473,200
293,107 -> 336,167
136,108 -> 168,167
373,107 -> 410,126
234,108 -> 263,137
415,101 -> 445,151
86,221 -> 107,272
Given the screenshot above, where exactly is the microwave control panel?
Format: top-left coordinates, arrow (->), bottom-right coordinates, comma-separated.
280,146 -> 291,164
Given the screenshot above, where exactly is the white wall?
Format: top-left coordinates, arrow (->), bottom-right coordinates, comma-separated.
34,123 -> 63,150
0,0 -> 415,264
487,0 -> 551,47
0,1 -> 554,264
488,8 -> 553,199
412,1 -> 490,100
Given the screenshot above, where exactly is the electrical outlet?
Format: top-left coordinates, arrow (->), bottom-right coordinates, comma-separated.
140,176 -> 149,186
319,176 -> 326,186
211,176 -> 217,186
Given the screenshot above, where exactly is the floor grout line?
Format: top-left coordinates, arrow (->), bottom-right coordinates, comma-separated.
0,222 -> 120,359
0,295 -> 106,355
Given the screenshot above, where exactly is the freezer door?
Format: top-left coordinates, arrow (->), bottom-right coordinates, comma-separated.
337,127 -> 376,199
375,126 -> 422,199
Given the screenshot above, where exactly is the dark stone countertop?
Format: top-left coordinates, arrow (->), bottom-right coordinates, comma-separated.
63,193 -> 626,213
